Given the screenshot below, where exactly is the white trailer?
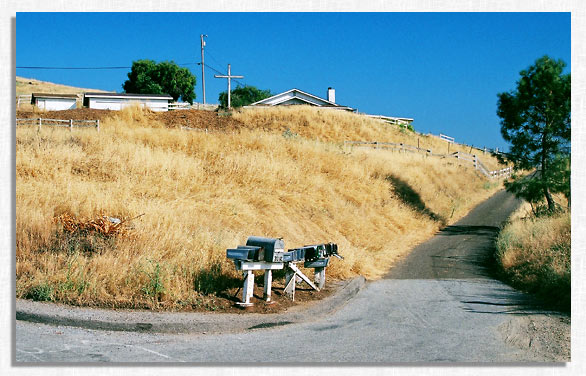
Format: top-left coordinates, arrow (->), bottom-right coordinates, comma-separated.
83,92 -> 173,112
31,93 -> 77,111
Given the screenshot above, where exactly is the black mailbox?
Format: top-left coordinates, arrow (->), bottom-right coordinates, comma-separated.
245,236 -> 286,263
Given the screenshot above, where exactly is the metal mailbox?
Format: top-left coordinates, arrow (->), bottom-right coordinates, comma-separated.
226,245 -> 262,261
226,236 -> 343,306
245,236 -> 286,263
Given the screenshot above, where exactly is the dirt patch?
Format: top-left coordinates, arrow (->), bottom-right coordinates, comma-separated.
17,108 -> 245,132
17,108 -> 115,122
148,110 -> 245,131
499,314 -> 571,361
160,278 -> 339,314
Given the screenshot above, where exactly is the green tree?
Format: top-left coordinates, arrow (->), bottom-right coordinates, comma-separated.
218,85 -> 272,108
123,60 -> 196,104
497,55 -> 571,212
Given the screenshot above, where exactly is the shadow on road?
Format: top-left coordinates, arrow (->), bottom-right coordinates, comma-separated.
438,225 -> 500,236
454,282 -> 554,315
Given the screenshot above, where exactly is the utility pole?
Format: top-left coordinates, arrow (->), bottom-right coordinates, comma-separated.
200,34 -> 207,104
214,64 -> 244,109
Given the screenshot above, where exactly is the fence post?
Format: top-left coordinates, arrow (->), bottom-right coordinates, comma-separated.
96,119 -> 100,132
38,118 -> 42,130
70,119 -> 73,132
473,155 -> 477,169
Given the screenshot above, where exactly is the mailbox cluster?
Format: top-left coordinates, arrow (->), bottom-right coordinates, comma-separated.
226,236 -> 342,306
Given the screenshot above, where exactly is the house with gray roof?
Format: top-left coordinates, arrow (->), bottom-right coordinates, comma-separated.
248,88 -> 355,112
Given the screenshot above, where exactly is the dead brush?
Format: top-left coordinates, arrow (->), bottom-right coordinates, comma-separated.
53,213 -> 143,238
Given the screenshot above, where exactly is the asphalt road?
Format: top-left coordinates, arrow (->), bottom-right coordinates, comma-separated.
15,190 -> 570,363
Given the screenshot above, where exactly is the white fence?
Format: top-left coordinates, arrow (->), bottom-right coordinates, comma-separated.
344,141 -> 512,180
439,133 -> 455,143
450,151 -> 511,178
344,141 -> 433,155
168,102 -> 219,111
365,114 -> 414,126
16,117 -> 100,131
16,94 -> 32,109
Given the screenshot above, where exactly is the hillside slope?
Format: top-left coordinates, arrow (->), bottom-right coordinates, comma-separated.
16,76 -> 112,96
16,79 -> 506,311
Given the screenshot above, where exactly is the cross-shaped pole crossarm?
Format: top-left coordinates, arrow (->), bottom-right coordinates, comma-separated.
214,64 -> 244,109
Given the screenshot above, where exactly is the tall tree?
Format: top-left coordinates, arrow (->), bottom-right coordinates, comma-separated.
497,55 -> 571,212
218,85 -> 272,108
123,60 -> 196,104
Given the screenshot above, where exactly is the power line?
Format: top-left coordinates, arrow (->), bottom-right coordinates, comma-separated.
16,66 -> 131,70
202,44 -> 248,87
205,49 -> 228,72
198,62 -> 225,76
198,62 -> 247,87
16,62 -> 197,70
17,61 -> 249,87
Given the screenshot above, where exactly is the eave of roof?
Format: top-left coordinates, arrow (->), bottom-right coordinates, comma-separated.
31,93 -> 78,99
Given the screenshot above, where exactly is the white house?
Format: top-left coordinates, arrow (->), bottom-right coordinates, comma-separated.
31,93 -> 77,111
248,88 -> 355,111
83,92 -> 173,112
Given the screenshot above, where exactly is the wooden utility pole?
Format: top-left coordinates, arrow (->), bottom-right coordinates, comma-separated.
200,34 -> 207,104
214,64 -> 244,109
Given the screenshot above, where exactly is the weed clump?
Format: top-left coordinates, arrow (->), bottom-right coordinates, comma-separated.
25,281 -> 54,302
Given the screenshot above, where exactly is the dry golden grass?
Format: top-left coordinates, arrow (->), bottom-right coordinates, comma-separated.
16,76 -> 112,96
234,106 -> 504,171
16,105 -> 505,310
496,209 -> 571,311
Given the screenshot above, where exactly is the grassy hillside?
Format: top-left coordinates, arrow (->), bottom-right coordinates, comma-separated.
234,106 -> 503,171
16,76 -> 112,96
16,79 -> 507,310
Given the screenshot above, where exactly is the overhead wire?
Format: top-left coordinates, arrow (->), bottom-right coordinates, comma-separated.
198,62 -> 248,88
18,59 -> 249,88
16,62 -> 197,70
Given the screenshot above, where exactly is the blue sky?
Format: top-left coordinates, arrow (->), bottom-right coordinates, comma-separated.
16,12 -> 570,150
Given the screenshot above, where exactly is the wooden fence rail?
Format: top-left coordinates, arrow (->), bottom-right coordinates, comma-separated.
344,141 -> 433,155
16,118 -> 100,131
168,102 -> 219,111
345,141 -> 512,180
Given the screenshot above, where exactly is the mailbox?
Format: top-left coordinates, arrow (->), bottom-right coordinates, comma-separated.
245,236 -> 286,263
226,237 -> 342,306
226,245 -> 262,261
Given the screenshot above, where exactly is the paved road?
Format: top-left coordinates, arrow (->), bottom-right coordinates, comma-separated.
15,190 -> 570,363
